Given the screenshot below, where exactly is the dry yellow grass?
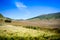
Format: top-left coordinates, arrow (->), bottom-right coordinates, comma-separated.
0,25 -> 56,37
0,25 -> 60,40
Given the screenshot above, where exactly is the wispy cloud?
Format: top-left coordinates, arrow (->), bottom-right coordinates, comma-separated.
15,2 -> 31,19
15,2 -> 27,9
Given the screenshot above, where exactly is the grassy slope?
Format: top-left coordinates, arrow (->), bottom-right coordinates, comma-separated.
0,14 -> 4,18
28,12 -> 60,20
0,25 -> 60,40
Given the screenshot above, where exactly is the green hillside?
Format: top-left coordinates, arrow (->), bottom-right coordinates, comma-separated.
0,13 -> 4,18
0,13 -> 12,20
28,12 -> 60,20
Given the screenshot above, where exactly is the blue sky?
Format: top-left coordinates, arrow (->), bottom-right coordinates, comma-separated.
0,0 -> 60,19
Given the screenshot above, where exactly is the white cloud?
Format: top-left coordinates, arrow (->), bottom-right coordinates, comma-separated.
15,2 -> 31,19
15,2 -> 27,9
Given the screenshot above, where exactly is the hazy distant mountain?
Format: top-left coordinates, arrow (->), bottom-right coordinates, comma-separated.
28,12 -> 60,20
14,19 -> 24,21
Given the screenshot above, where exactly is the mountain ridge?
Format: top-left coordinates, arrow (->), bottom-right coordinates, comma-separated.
27,12 -> 60,20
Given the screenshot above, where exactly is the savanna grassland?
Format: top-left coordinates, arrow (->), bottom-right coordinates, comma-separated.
0,19 -> 60,40
0,13 -> 60,40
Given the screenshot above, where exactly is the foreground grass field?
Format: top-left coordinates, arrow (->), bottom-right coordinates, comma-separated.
0,25 -> 60,40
